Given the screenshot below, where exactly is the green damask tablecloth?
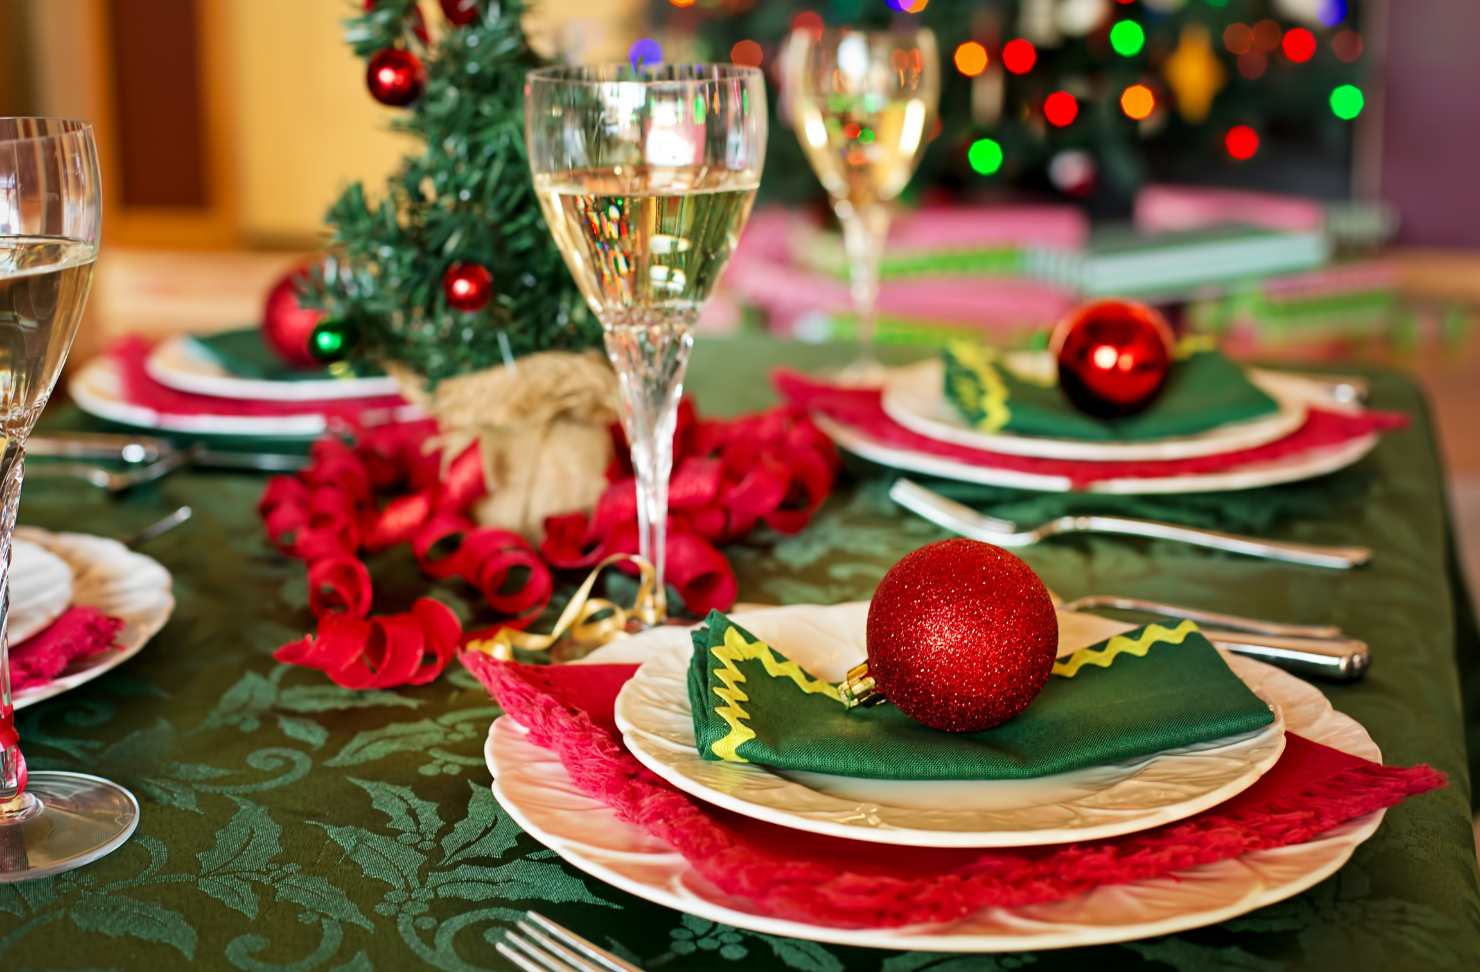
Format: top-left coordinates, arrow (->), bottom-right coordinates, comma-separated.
6,337 -> 1479,972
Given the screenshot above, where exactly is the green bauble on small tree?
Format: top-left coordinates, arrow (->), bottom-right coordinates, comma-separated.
308,0 -> 601,385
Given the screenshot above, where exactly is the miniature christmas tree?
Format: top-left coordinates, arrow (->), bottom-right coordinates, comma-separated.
307,0 -> 601,384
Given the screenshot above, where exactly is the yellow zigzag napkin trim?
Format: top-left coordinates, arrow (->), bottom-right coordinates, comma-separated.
1052,620 -> 1200,678
708,625 -> 842,763
1174,334 -> 1218,360
947,342 -> 1012,432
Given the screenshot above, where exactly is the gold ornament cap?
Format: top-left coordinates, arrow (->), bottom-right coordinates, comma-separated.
840,661 -> 887,709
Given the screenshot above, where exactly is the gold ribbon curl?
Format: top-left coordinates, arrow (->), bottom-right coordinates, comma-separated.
463,553 -> 664,661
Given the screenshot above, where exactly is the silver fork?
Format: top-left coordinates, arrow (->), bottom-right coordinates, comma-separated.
27,443 -> 203,493
1057,594 -> 1342,639
115,506 -> 193,548
497,911 -> 646,972
890,478 -> 1373,570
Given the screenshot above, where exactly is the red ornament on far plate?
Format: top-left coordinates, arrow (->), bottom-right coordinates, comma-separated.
857,539 -> 1059,733
1050,299 -> 1174,418
262,266 -> 327,370
443,262 -> 494,312
366,49 -> 425,107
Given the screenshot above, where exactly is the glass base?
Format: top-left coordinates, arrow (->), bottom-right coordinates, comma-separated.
0,771 -> 139,882
829,356 -> 891,388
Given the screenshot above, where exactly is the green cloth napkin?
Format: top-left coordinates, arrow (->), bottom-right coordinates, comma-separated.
943,344 -> 1280,441
688,611 -> 1274,781
191,329 -> 385,381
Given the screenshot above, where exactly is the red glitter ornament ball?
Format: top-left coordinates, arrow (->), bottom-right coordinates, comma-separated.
443,262 -> 494,311
439,0 -> 480,26
366,48 -> 426,107
1050,299 -> 1174,418
261,266 -> 326,369
865,539 -> 1059,733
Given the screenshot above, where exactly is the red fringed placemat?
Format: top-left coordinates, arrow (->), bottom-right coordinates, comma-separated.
774,369 -> 1408,490
465,656 -> 1443,930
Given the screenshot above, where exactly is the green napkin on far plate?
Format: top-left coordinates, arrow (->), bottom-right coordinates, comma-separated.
190,328 -> 384,382
943,343 -> 1280,442
688,611 -> 1274,781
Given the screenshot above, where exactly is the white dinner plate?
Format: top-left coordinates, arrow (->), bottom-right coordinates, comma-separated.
487,616 -> 1383,952
68,355 -> 423,439
816,412 -> 1380,494
614,603 -> 1285,848
10,539 -> 75,644
882,358 -> 1310,461
11,528 -> 175,710
145,334 -> 401,402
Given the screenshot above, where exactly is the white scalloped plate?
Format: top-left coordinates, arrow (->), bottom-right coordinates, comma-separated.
68,355 -> 423,439
882,358 -> 1311,461
614,603 -> 1285,848
816,411 -> 1380,494
486,613 -> 1382,952
145,334 -> 401,402
10,539 -> 75,645
11,528 -> 175,710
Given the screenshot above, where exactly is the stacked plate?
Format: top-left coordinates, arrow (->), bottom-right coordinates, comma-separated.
807,357 -> 1384,493
69,330 -> 417,439
485,603 -> 1387,951
11,528 -> 175,709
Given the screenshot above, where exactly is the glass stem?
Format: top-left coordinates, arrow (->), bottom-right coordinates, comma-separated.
604,320 -> 695,623
839,203 -> 890,360
0,439 -> 27,817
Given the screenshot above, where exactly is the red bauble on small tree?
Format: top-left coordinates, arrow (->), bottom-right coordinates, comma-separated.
262,266 -> 327,369
366,48 -> 425,107
443,263 -> 495,312
439,0 -> 480,27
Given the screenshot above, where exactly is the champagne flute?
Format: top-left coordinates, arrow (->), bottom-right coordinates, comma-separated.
0,118 -> 139,882
525,65 -> 767,617
785,27 -> 940,367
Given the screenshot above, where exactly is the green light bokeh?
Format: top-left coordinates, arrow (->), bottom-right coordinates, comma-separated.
1110,21 -> 1145,57
1330,84 -> 1365,119
968,138 -> 1004,175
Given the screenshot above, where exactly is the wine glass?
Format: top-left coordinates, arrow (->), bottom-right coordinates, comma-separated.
784,27 -> 940,368
0,118 -> 138,882
525,65 -> 767,618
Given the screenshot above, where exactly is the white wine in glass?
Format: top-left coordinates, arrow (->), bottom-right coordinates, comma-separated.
785,28 -> 940,364
526,66 -> 766,614
0,118 -> 140,883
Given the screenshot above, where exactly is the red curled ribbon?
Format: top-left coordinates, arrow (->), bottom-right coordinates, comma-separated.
412,511 -> 476,579
541,402 -> 838,605
459,529 -> 552,624
276,598 -> 461,689
307,555 -> 374,619
260,398 -> 835,689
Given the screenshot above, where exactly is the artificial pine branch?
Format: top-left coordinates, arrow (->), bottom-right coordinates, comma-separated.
310,0 -> 600,385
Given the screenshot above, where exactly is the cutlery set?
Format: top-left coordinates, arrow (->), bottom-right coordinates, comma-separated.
29,432 -> 307,493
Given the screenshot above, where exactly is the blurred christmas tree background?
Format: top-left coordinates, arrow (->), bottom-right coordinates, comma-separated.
648,0 -> 1370,216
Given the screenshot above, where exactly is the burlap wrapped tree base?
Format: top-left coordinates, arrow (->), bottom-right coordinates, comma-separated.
391,351 -> 618,539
